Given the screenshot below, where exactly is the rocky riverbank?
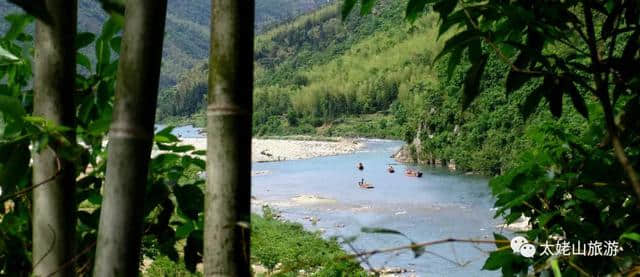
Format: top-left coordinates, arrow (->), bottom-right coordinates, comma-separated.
177,137 -> 364,162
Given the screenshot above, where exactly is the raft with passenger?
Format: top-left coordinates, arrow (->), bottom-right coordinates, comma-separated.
404,169 -> 423,177
357,178 -> 374,189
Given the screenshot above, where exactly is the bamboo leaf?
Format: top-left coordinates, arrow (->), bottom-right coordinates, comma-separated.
361,227 -> 411,240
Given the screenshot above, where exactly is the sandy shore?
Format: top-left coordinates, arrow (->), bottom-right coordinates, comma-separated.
177,137 -> 364,162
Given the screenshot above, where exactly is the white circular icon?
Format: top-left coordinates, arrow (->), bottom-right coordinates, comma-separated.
510,236 -> 528,253
510,236 -> 536,257
519,243 -> 536,258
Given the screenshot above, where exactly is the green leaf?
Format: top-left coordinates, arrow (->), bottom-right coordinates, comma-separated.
98,0 -> 125,16
0,95 -> 26,120
468,39 -> 482,63
482,250 -> 511,270
0,142 -> 30,195
87,190 -> 103,205
493,233 -> 509,248
406,0 -> 432,22
562,79 -> 588,119
110,36 -> 122,53
78,209 -> 100,229
506,70 -> 533,96
342,0 -> 358,20
95,39 -> 111,74
87,112 -> 112,136
574,188 -> 598,203
505,52 -> 535,95
0,45 -> 20,63
360,0 -> 377,15
3,14 -> 34,41
520,78 -> 550,119
461,54 -> 488,110
76,53 -> 92,71
191,150 -> 206,156
446,47 -> 463,81
7,0 -> 53,24
184,230 -> 203,272
143,183 -> 170,217
100,17 -> 122,40
538,211 -> 558,227
620,232 -> 640,242
438,9 -> 465,38
361,227 -> 411,240
433,0 -> 458,17
175,221 -> 195,239
75,32 -> 95,50
174,185 -> 204,220
544,77 -> 563,118
550,257 -> 562,277
433,30 -> 481,64
155,126 -> 178,143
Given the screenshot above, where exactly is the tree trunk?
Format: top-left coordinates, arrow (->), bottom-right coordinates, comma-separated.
92,0 -> 167,275
204,0 -> 254,275
32,0 -> 77,276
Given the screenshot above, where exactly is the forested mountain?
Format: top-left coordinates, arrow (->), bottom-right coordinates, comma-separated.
0,0 -> 330,88
157,0 -> 589,175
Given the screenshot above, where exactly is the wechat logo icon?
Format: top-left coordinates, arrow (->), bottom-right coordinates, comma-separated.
510,236 -> 536,258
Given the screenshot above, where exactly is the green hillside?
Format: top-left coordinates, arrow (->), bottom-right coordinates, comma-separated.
157,0 -> 588,175
0,0 -> 329,88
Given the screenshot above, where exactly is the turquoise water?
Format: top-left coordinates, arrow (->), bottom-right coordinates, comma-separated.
169,126 -> 503,276
252,139 -> 503,276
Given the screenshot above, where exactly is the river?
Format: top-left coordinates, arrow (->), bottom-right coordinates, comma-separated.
170,126 -> 504,276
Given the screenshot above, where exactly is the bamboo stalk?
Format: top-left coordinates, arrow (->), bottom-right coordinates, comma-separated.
32,1 -> 77,275
204,0 -> 255,275
92,0 -> 168,275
